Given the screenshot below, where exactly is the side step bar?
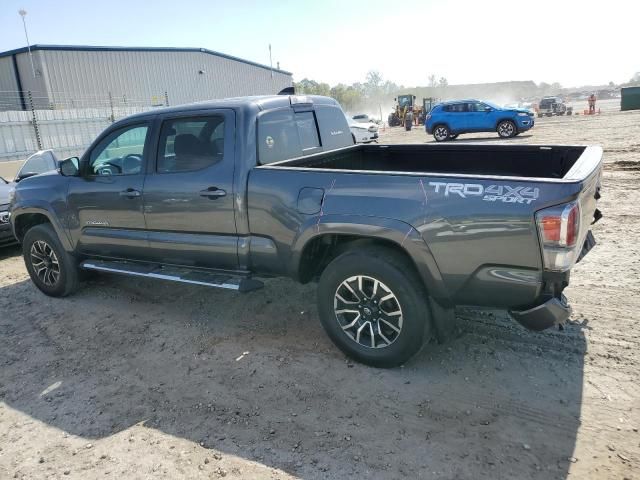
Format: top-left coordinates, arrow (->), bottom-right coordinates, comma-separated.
80,259 -> 264,293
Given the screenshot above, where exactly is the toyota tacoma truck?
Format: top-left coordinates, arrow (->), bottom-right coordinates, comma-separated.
9,94 -> 602,367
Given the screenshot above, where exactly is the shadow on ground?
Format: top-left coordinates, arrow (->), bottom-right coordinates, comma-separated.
0,273 -> 586,479
424,134 -> 535,144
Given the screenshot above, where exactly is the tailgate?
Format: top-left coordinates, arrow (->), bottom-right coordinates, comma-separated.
536,146 -> 603,272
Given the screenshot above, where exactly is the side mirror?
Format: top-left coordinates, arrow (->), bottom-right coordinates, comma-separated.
58,157 -> 80,177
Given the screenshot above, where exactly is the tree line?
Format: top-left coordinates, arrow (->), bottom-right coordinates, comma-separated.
294,70 -> 412,114
294,69 -> 638,117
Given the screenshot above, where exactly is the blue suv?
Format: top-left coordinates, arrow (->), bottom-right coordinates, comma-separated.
425,100 -> 535,142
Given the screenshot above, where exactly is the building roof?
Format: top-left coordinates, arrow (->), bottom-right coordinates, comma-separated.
0,44 -> 292,76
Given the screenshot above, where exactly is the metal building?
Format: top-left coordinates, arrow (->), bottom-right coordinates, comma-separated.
0,44 -> 293,110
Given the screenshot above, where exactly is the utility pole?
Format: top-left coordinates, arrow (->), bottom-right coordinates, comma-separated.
18,9 -> 36,79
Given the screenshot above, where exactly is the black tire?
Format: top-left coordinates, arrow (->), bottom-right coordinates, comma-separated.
317,247 -> 432,368
433,124 -> 450,142
497,120 -> 517,138
22,223 -> 79,297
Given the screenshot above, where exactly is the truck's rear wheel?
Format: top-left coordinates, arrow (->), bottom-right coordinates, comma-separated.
497,120 -> 517,138
317,247 -> 431,367
433,125 -> 450,142
22,224 -> 79,297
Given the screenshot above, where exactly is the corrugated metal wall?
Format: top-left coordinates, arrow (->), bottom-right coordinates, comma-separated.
0,47 -> 293,161
0,56 -> 21,110
15,48 -> 292,108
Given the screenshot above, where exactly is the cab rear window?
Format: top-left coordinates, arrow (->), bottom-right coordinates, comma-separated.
258,109 -> 319,164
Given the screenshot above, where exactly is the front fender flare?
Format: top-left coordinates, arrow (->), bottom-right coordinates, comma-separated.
11,204 -> 73,252
291,214 -> 450,303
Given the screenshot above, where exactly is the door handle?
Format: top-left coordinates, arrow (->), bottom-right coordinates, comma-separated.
119,188 -> 141,198
199,187 -> 226,199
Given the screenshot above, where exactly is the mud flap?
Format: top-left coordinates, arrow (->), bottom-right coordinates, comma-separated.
428,298 -> 459,343
576,230 -> 596,264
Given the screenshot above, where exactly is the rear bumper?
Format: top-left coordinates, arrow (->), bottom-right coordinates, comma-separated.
509,294 -> 571,331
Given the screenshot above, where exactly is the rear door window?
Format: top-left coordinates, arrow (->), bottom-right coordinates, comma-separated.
467,102 -> 487,112
444,103 -> 467,113
156,116 -> 225,173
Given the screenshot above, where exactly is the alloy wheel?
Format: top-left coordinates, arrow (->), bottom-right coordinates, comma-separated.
30,240 -> 60,287
333,275 -> 403,349
498,121 -> 515,137
434,126 -> 449,141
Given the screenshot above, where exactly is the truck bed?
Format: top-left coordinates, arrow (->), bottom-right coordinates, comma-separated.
266,144 -> 594,180
250,143 -> 602,308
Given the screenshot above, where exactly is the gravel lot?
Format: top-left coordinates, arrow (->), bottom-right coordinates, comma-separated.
1,100 -> 639,479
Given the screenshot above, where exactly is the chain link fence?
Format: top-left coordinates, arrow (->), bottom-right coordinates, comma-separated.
0,90 -> 171,163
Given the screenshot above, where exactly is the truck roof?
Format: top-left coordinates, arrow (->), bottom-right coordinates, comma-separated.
119,95 -> 341,123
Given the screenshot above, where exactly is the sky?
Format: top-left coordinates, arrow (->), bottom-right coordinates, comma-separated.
0,0 -> 637,88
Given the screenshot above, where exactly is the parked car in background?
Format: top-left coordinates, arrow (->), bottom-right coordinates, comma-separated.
14,150 -> 59,183
347,115 -> 379,143
537,97 -> 573,117
352,114 -> 372,123
425,100 -> 535,142
0,176 -> 17,247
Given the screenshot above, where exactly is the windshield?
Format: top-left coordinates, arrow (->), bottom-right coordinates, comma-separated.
345,115 -> 357,126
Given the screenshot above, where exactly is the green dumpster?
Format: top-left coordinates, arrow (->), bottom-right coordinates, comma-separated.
621,86 -> 640,111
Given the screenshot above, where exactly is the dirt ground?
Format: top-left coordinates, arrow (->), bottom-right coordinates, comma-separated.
1,99 -> 639,479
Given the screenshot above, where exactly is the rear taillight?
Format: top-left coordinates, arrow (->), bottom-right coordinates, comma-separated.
536,201 -> 581,271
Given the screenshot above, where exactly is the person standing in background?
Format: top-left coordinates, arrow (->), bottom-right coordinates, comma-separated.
588,93 -> 597,114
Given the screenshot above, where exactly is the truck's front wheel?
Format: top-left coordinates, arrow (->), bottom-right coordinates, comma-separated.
22,223 -> 79,297
317,247 -> 431,368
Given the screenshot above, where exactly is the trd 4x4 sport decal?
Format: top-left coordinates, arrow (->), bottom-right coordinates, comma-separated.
428,182 -> 539,205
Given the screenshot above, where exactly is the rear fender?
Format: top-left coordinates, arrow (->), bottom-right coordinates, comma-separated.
292,214 -> 450,302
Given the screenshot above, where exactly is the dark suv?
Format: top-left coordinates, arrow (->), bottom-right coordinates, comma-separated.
0,176 -> 17,247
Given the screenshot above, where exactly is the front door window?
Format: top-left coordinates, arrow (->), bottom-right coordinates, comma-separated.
89,125 -> 149,176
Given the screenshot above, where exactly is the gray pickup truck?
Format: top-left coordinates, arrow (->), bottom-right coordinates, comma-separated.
9,94 -> 602,367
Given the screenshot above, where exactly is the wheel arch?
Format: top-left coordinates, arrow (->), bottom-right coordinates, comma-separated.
292,215 -> 450,303
495,117 -> 517,129
432,122 -> 451,132
11,207 -> 73,251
